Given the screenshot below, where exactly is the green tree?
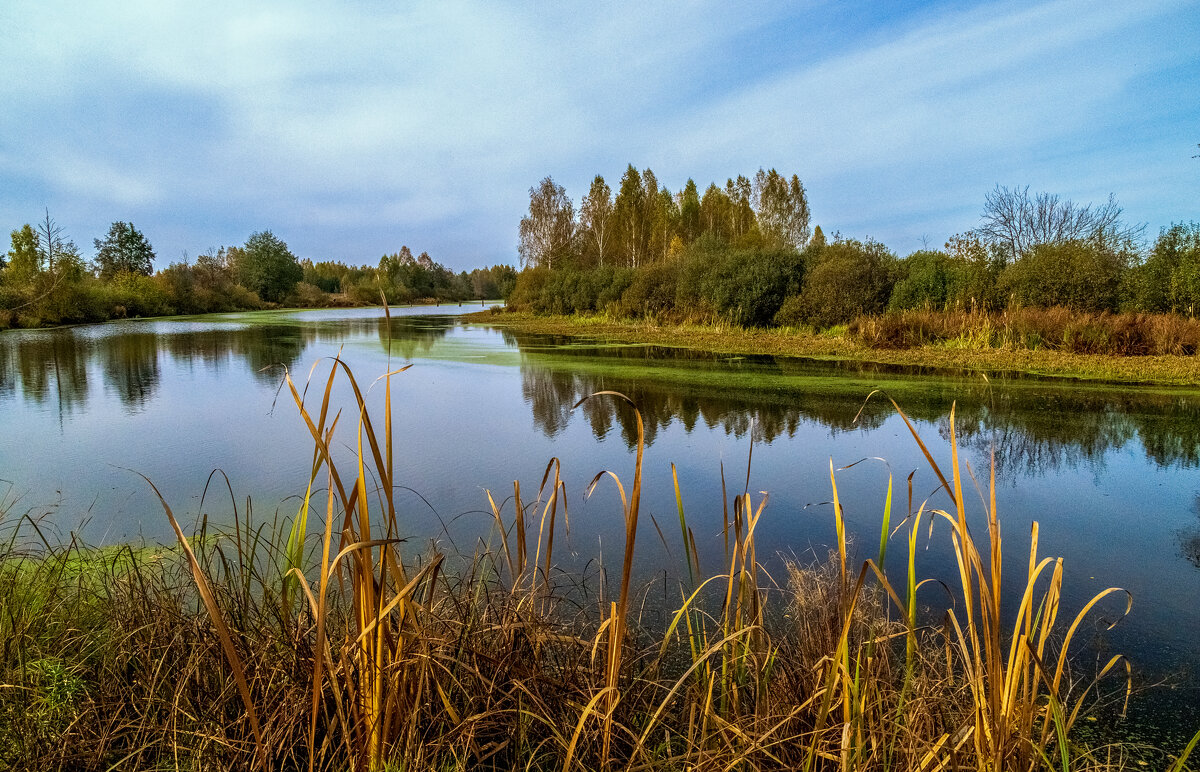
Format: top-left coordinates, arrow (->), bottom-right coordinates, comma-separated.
5,225 -> 40,284
1130,222 -> 1200,312
613,165 -> 647,267
889,250 -> 954,310
678,179 -> 701,243
699,183 -> 731,241
753,168 -> 810,250
810,224 -> 826,250
234,230 -> 303,302
93,221 -> 155,278
1151,222 -> 1200,311
725,175 -> 755,242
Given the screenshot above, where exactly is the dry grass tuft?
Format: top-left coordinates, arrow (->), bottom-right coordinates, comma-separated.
1,357 -> 1197,771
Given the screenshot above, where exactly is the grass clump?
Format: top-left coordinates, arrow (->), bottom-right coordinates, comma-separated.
850,308 -> 1200,356
1,358 -> 1196,771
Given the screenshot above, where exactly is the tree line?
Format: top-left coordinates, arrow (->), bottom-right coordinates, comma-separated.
0,215 -> 516,329
518,165 -> 811,270
510,169 -> 1200,328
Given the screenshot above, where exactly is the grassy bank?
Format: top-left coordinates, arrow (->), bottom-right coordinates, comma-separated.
472,311 -> 1200,386
2,358 -> 1196,770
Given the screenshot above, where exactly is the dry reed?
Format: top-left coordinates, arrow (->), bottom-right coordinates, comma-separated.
1,358 -> 1197,771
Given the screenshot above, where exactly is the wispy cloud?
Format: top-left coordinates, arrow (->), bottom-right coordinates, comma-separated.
0,0 -> 1196,266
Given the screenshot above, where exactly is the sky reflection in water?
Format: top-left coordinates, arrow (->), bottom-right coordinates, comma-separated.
1,308 -> 1199,731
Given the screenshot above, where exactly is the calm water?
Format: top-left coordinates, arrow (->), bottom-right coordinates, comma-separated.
2,307 -> 1198,740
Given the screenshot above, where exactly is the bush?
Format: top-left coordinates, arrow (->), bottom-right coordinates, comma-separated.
797,239 -> 897,327
773,294 -> 807,328
284,282 -> 334,309
673,239 -> 804,327
1000,240 -> 1127,312
617,261 -> 679,319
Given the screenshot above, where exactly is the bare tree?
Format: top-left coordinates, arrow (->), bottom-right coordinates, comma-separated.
36,208 -> 71,272
518,177 -> 576,270
979,185 -> 1143,264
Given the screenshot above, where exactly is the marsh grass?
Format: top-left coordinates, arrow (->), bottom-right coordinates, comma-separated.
1,357 -> 1198,770
851,309 -> 1200,356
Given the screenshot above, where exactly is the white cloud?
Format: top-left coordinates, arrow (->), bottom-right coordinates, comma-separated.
0,0 -> 1196,265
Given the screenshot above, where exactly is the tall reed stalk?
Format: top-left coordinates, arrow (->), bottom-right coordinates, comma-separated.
105,358 -> 1197,771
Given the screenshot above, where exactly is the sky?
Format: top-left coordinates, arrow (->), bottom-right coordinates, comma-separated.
1,0 -> 1198,272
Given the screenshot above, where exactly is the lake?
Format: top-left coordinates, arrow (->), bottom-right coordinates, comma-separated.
1,306 -> 1198,741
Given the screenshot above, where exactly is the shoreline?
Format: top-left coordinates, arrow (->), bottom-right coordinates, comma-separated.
468,311 -> 1200,387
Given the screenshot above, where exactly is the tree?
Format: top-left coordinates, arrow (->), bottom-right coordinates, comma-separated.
1166,222 -> 1200,311
753,168 -> 811,250
94,221 -> 155,278
725,176 -> 754,240
943,231 -> 1003,310
580,175 -> 614,267
5,225 -> 39,283
809,225 -> 826,250
613,165 -> 647,267
234,230 -> 303,302
678,179 -> 701,243
518,176 -> 576,269
1134,222 -> 1200,312
699,183 -> 731,241
889,250 -> 954,310
649,186 -> 679,262
978,185 -> 1143,264
35,209 -> 75,273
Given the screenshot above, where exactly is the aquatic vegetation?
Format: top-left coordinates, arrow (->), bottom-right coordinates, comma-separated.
0,358 -> 1196,770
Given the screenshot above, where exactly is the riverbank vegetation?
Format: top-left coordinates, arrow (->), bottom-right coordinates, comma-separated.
0,214 -> 516,329
507,167 -> 1200,364
479,311 -> 1200,385
1,359 -> 1195,770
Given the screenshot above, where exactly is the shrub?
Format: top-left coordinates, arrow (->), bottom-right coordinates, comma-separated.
284,281 -> 334,309
889,250 -> 953,311
1000,240 -> 1128,312
617,261 -> 679,319
797,238 -> 897,327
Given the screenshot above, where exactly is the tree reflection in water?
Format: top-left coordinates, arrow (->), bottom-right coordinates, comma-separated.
0,316 -> 459,418
504,329 -> 1200,478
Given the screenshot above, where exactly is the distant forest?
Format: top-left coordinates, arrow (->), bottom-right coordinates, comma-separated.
0,216 -> 515,329
510,164 -> 1200,331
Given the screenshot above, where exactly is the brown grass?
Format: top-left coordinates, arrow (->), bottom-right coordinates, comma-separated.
851,308 -> 1200,357
474,310 -> 1200,385
1,357 -> 1197,770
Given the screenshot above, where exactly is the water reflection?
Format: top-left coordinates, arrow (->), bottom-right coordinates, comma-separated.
4,316 -> 1200,479
0,315 -> 458,415
503,330 -> 1200,476
100,334 -> 160,409
377,315 -> 454,360
1179,495 -> 1200,569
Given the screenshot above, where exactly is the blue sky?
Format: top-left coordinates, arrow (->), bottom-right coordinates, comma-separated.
1,0 -> 1197,272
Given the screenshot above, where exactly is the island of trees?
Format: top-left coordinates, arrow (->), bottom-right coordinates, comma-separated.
509,165 -> 1200,355
0,215 -> 515,329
